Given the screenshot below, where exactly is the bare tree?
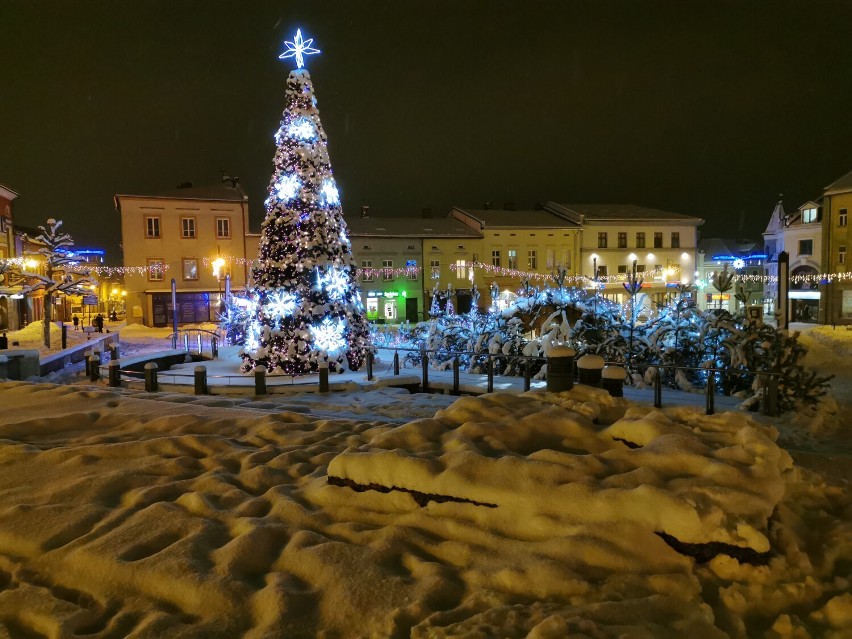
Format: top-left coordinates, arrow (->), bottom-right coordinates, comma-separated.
19,219 -> 97,348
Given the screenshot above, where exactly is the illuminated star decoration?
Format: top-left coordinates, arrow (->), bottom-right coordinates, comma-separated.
279,29 -> 320,69
275,174 -> 300,201
312,317 -> 346,354
321,180 -> 340,206
316,266 -> 349,300
732,258 -> 745,270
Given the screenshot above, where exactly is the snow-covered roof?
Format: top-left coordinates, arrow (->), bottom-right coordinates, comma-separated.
0,183 -> 19,201
763,200 -> 785,236
115,182 -> 248,205
346,215 -> 482,238
698,237 -> 759,258
824,168 -> 852,195
451,207 -> 578,230
547,203 -> 704,225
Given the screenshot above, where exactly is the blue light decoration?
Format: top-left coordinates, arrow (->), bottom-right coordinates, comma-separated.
268,290 -> 297,320
279,29 -> 320,69
288,117 -> 315,140
311,317 -> 346,354
275,174 -> 301,201
321,180 -> 340,206
316,265 -> 350,300
245,320 -> 261,352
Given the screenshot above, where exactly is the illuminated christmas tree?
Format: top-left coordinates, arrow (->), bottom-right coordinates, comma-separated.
241,30 -> 369,375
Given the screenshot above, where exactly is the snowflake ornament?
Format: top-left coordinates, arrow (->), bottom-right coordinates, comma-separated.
321,180 -> 340,206
316,266 -> 350,300
288,117 -> 315,140
312,317 -> 346,354
275,174 -> 300,201
268,290 -> 297,319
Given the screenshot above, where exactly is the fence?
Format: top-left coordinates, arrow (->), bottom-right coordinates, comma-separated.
169,329 -> 220,358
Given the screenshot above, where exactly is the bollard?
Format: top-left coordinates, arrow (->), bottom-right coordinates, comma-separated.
212,337 -> 218,358
547,346 -> 577,392
108,360 -> 121,387
61,324 -> 67,349
194,365 -> 207,395
110,344 -> 120,360
421,348 -> 429,392
601,366 -> 626,397
254,365 -> 267,396
393,351 -> 400,376
653,368 -> 662,408
523,358 -> 531,392
765,375 -> 779,417
452,357 -> 460,395
144,362 -> 158,392
706,373 -> 715,415
319,362 -> 329,393
83,350 -> 92,377
486,357 -> 494,393
183,334 -> 189,352
196,333 -> 202,354
89,355 -> 101,382
366,350 -> 374,381
577,353 -> 605,386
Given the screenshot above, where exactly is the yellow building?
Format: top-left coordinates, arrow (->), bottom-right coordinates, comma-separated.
821,169 -> 852,324
450,205 -> 580,310
115,181 -> 251,327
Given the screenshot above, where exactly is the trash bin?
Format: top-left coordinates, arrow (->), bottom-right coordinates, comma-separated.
547,346 -> 576,392
577,354 -> 605,386
602,365 -> 626,397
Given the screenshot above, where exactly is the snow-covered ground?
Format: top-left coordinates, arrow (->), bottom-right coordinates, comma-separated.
0,322 -> 849,637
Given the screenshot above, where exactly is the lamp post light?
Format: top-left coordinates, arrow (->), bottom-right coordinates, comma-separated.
212,257 -> 226,315
591,254 -> 599,315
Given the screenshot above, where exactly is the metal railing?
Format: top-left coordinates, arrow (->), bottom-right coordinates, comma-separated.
168,329 -> 220,357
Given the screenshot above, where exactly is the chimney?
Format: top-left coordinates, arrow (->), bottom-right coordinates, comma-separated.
504,202 -> 515,211
421,207 -> 432,219
360,205 -> 370,218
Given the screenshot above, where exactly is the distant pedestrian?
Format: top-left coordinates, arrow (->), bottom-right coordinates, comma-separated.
0,332 -> 7,350
72,314 -> 80,331
95,313 -> 104,333
110,310 -> 118,322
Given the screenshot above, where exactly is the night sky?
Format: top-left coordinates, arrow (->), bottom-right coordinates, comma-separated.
2,0 -> 851,264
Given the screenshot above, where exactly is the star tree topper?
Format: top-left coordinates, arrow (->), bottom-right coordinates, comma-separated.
279,29 -> 320,68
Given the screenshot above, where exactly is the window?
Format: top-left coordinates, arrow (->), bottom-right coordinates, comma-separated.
840,209 -> 848,227
636,264 -> 646,272
406,259 -> 418,280
147,258 -> 164,281
182,258 -> 198,280
799,239 -> 813,256
802,207 -> 818,224
361,259 -> 372,282
454,259 -> 467,278
840,246 -> 847,265
618,265 -> 628,274
636,232 -> 645,248
382,259 -> 394,280
491,250 -> 501,267
181,217 -> 196,239
561,249 -> 572,269
528,250 -> 537,270
654,232 -> 663,248
618,232 -> 627,248
597,265 -> 607,277
430,259 -> 440,279
508,249 -> 517,269
546,249 -> 555,269
145,216 -> 160,238
598,232 -> 608,248
216,217 -> 231,238
671,232 -> 680,248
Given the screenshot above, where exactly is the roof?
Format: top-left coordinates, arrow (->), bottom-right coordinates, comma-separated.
0,183 -> 19,201
346,215 -> 482,238
825,169 -> 852,195
546,203 -> 704,225
115,182 -> 248,205
451,207 -> 579,229
763,200 -> 786,236
698,237 -> 759,258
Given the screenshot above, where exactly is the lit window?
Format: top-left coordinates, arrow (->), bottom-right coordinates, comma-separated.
382,259 -> 393,281
145,216 -> 160,238
507,250 -> 517,269
840,209 -> 848,227
491,250 -> 501,267
528,250 -> 537,270
430,259 -> 440,279
406,259 -> 418,280
182,258 -> 198,280
454,259 -> 466,278
802,207 -> 818,224
216,217 -> 231,238
147,258 -> 164,281
840,246 -> 847,265
546,249 -> 555,269
181,217 -> 196,239
361,259 -> 372,282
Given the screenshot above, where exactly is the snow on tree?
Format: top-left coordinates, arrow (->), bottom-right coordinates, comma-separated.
18,219 -> 96,348
240,30 -> 369,375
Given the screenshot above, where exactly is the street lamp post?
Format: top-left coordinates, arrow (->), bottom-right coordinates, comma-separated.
212,257 -> 226,317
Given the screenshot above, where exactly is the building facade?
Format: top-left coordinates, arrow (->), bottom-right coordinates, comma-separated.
696,238 -> 766,314
821,169 -> 852,324
0,183 -> 21,330
115,182 -> 251,327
